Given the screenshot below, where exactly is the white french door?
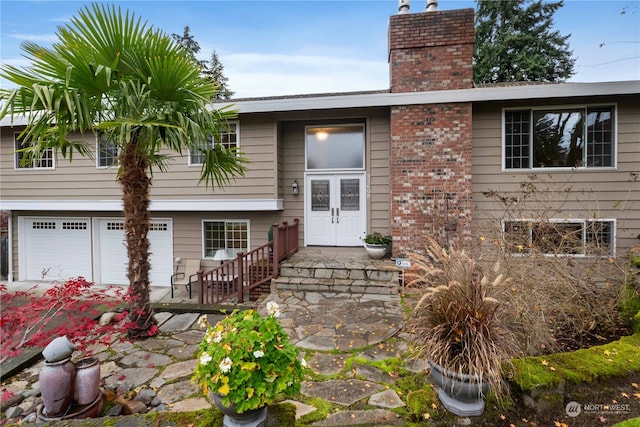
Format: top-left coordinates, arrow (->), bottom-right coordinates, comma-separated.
305,173 -> 365,246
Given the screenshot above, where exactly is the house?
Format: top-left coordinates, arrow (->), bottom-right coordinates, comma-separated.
1,1 -> 638,286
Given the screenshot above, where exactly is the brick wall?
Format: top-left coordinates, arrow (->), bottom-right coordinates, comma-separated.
388,8 -> 474,253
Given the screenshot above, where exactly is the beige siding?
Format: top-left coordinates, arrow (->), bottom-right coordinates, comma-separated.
369,109 -> 392,234
472,95 -> 640,255
0,118 -> 279,201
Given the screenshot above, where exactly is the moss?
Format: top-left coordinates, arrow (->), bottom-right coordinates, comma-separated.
295,396 -> 335,425
612,417 -> 640,427
511,334 -> 640,392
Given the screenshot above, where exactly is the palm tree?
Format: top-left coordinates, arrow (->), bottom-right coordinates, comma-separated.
0,4 -> 248,337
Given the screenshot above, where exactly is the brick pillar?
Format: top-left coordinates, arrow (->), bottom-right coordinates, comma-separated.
388,8 -> 474,253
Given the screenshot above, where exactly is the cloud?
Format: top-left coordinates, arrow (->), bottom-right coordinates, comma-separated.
222,52 -> 389,97
8,33 -> 58,43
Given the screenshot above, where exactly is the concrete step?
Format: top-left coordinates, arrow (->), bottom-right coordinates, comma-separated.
272,247 -> 400,295
272,275 -> 398,295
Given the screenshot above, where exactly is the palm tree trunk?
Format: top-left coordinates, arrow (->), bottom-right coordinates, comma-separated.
119,141 -> 157,338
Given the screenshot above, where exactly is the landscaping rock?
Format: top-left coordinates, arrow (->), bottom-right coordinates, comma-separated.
301,379 -> 384,406
311,409 -> 403,426
369,389 -> 405,408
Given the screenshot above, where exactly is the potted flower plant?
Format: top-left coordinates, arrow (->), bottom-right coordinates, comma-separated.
363,231 -> 392,259
193,302 -> 307,424
407,238 -> 522,416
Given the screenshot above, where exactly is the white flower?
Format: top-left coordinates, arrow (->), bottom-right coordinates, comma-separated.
197,315 -> 208,328
213,332 -> 222,343
219,357 -> 233,373
300,358 -> 307,368
253,350 -> 264,358
266,301 -> 281,318
199,352 -> 212,365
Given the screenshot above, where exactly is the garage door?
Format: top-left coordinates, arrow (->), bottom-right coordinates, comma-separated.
95,219 -> 172,286
21,217 -> 92,281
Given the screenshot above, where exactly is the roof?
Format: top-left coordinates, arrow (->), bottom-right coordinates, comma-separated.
212,81 -> 640,114
2,81 -> 638,127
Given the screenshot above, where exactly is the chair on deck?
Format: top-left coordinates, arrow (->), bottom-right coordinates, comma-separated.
171,259 -> 201,299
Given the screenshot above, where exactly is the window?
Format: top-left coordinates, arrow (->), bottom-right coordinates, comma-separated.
503,219 -> 614,256
14,134 -> 54,169
97,133 -> 118,168
504,105 -> 614,169
203,220 -> 249,258
189,122 -> 238,165
306,124 -> 365,170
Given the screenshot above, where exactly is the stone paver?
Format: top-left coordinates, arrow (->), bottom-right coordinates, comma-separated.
282,400 -> 317,419
311,409 -> 404,426
301,380 -> 384,406
119,350 -> 172,368
158,313 -> 199,332
368,389 -> 405,408
160,359 -> 197,380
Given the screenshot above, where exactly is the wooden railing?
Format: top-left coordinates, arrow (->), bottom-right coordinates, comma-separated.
197,219 -> 299,304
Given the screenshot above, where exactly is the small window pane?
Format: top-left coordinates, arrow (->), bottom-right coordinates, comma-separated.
504,221 -> 530,253
532,222 -> 583,254
14,134 -> 54,169
98,134 -> 118,167
533,110 -> 584,168
311,181 -> 330,211
204,220 -> 248,258
586,107 -> 613,167
504,111 -> 530,169
306,125 -> 364,170
340,179 -> 360,211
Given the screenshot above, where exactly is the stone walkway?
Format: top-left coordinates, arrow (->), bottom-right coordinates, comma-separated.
1,282 -> 426,426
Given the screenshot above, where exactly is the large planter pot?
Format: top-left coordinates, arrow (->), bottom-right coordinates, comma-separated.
74,357 -> 101,405
364,243 -> 388,260
39,357 -> 76,417
212,393 -> 267,427
429,361 -> 489,417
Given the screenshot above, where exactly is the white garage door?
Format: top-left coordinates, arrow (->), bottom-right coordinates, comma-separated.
95,219 -> 172,286
21,217 -> 92,281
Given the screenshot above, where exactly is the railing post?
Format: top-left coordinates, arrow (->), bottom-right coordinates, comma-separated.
272,222 -> 280,279
197,270 -> 204,304
237,252 -> 245,304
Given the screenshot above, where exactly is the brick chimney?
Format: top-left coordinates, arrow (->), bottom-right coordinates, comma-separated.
388,7 -> 475,253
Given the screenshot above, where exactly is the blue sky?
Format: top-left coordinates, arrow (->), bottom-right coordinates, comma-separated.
1,0 -> 639,98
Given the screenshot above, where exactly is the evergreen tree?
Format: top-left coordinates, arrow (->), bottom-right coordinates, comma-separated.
172,26 -> 234,99
474,0 -> 575,83
204,50 -> 234,100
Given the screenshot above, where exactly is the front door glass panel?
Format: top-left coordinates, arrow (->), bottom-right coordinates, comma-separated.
340,179 -> 360,211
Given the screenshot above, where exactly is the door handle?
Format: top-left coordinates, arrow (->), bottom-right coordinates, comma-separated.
336,208 -> 340,223
331,208 -> 334,223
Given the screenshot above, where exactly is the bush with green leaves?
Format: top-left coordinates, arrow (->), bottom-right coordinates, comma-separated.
193,303 -> 307,413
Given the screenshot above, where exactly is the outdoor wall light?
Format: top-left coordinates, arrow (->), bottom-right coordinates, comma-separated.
292,180 -> 299,195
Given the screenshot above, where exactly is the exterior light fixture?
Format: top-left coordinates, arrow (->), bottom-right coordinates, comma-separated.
292,180 -> 299,195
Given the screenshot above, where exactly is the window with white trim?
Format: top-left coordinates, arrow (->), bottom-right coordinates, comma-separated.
97,133 -> 118,168
503,219 -> 614,256
203,220 -> 249,258
504,105 -> 615,169
189,122 -> 238,165
14,133 -> 54,169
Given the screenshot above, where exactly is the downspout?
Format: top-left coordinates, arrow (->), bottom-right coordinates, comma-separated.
7,210 -> 13,283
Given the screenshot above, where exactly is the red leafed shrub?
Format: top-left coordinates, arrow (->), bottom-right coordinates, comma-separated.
0,277 -> 130,363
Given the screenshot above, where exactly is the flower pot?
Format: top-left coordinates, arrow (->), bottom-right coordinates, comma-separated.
212,393 -> 267,427
39,357 -> 76,417
429,361 -> 489,417
364,243 -> 388,260
74,357 -> 101,405
42,335 -> 76,363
